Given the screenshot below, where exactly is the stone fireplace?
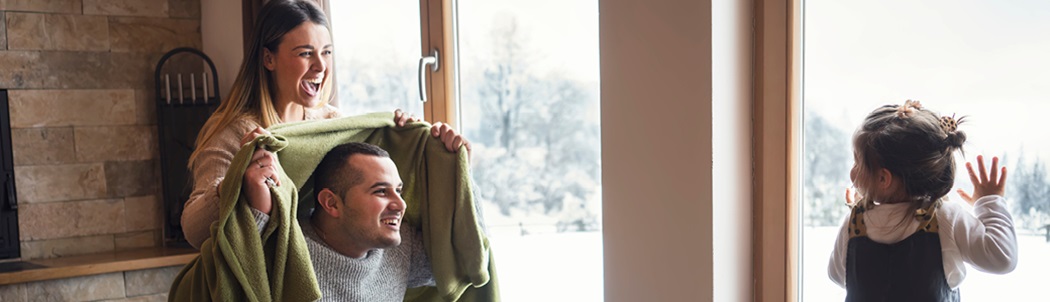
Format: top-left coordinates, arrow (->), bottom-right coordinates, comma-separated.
0,1 -> 202,300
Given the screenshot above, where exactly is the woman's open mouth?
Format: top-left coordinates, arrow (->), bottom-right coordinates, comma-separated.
301,78 -> 322,97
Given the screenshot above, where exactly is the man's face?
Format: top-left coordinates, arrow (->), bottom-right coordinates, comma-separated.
336,154 -> 406,250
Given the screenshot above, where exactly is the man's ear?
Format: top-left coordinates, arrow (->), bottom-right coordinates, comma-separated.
877,168 -> 894,190
316,188 -> 342,218
263,48 -> 276,71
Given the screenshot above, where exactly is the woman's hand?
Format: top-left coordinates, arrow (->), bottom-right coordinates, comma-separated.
431,121 -> 472,156
240,127 -> 281,214
957,155 -> 1007,206
391,110 -> 471,157
394,109 -> 421,127
240,127 -> 271,146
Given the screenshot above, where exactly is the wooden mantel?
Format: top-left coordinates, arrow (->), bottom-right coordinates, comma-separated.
0,247 -> 198,285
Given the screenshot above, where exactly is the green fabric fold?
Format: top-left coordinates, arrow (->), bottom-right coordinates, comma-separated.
169,112 -> 499,302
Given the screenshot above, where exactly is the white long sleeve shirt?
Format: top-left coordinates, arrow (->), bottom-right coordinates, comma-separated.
828,195 -> 1018,289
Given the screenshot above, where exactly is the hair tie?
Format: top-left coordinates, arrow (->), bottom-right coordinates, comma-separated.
939,114 -> 958,133
896,99 -> 923,118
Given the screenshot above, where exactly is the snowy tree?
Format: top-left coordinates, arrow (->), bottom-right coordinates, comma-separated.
335,55 -> 417,115
475,17 -> 537,153
1009,151 -> 1050,230
803,111 -> 852,226
468,16 -> 601,231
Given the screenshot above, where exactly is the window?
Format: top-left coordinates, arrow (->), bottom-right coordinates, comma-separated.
329,1 -> 425,116
328,1 -> 602,300
801,1 -> 1050,301
457,1 -> 601,300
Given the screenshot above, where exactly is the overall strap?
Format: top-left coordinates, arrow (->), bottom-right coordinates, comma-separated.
914,201 -> 940,233
847,205 -> 868,239
847,200 -> 941,239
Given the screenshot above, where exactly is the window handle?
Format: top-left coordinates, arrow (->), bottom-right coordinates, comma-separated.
418,49 -> 440,103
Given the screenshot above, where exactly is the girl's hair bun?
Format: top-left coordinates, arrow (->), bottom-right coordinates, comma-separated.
939,115 -> 966,149
945,130 -> 966,149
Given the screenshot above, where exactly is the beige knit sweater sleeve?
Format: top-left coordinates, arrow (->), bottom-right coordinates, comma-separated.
181,105 -> 343,249
182,117 -> 259,249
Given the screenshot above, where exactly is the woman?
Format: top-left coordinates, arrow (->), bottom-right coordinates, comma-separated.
182,0 -> 467,248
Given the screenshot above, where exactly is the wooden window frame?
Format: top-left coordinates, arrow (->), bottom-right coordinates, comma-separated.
754,0 -> 802,301
418,0 -> 457,127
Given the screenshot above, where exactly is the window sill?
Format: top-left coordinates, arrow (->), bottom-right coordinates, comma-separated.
0,247 -> 198,285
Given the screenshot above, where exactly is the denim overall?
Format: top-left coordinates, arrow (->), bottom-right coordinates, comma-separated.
845,202 -> 959,302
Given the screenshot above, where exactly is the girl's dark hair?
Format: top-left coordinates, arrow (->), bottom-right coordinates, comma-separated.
853,100 -> 966,209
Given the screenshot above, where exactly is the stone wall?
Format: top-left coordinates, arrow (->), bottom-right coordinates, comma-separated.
0,0 -> 201,300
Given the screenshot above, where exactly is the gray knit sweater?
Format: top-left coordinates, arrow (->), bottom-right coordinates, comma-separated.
303,221 -> 435,301
254,210 -> 435,301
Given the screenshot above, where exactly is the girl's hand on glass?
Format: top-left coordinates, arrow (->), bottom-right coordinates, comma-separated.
957,155 -> 1007,206
393,108 -> 420,127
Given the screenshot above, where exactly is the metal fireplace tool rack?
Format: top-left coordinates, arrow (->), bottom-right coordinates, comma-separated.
154,47 -> 221,247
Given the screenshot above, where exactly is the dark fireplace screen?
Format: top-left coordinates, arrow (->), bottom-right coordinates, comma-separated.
0,90 -> 21,260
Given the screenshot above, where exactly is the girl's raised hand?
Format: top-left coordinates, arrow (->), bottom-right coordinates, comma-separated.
957,155 -> 1007,206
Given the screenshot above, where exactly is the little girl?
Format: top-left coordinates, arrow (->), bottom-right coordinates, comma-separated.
828,100 -> 1018,301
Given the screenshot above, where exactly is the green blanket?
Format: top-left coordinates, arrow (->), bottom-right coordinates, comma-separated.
169,112 -> 499,302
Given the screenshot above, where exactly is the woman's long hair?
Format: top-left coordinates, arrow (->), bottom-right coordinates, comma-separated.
189,0 -> 332,166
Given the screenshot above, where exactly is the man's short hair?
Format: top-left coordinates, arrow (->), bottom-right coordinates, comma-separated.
313,142 -> 390,200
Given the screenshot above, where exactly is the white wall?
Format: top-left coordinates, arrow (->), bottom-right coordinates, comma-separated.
713,0 -> 754,300
201,0 -> 243,98
601,0 -> 714,300
601,0 -> 752,300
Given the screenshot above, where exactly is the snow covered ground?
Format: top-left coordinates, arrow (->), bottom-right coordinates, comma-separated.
483,225 -> 1046,301
488,229 -> 604,302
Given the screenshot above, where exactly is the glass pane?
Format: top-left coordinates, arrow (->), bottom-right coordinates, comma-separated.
457,1 -> 602,301
802,1 -> 1050,301
329,1 -> 425,116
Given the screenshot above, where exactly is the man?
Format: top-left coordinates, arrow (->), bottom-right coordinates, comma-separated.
253,142 -> 434,301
